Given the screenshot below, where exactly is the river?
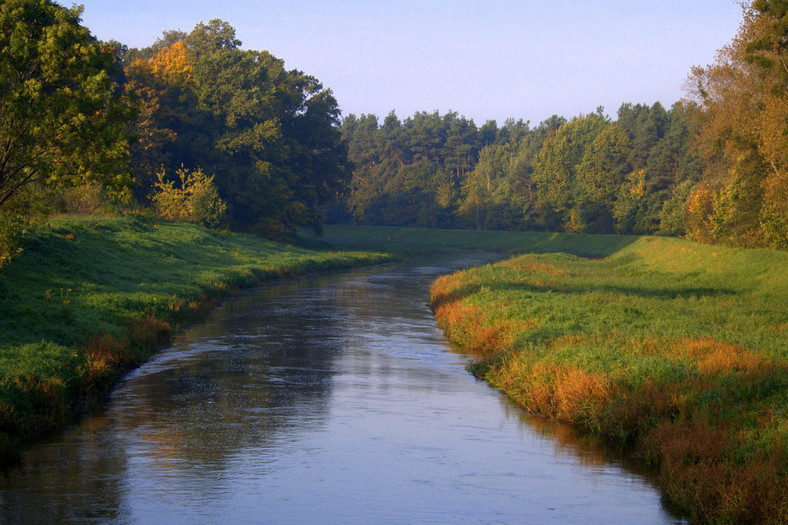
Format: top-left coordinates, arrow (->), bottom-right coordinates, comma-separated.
0,255 -> 684,524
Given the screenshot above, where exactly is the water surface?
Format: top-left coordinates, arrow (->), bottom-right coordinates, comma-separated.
0,255 -> 684,523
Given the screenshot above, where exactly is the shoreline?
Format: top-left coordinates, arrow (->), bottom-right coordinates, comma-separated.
0,216 -> 391,467
428,237 -> 787,524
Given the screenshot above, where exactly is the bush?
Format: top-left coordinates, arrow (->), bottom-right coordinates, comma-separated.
151,166 -> 227,229
55,183 -> 118,216
0,211 -> 25,269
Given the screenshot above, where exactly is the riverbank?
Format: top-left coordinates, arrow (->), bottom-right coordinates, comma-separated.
429,236 -> 787,523
0,216 -> 390,465
322,224 -> 638,256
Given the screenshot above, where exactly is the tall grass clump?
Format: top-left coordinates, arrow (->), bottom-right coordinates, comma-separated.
430,236 -> 788,524
0,216 -> 390,465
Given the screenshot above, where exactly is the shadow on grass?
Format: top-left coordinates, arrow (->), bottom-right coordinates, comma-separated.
323,225 -> 641,258
433,279 -> 736,308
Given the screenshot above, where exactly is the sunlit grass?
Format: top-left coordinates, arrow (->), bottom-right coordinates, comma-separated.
322,224 -> 638,256
430,235 -> 788,523
0,216 -> 390,464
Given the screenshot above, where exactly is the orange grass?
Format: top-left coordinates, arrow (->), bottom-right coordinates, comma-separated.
430,243 -> 788,523
498,260 -> 570,276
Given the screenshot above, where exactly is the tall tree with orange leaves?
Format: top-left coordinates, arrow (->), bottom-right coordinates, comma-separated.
125,20 -> 350,238
686,1 -> 788,248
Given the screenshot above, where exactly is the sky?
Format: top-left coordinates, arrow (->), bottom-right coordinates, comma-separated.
75,0 -> 745,126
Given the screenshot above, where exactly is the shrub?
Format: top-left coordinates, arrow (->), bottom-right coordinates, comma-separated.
55,183 -> 118,216
151,166 -> 227,228
0,211 -> 25,269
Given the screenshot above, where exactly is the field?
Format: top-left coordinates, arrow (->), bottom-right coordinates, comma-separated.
3,221 -> 785,522
322,223 -> 638,256
426,233 -> 787,523
0,216 -> 389,464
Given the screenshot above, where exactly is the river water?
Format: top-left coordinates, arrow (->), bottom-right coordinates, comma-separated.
0,255 -> 684,524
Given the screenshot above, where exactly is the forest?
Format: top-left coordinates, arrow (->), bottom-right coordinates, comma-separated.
1,0 -> 787,262
0,1 -> 350,262
333,3 -> 788,250
336,50 -> 787,248
335,105 -> 697,236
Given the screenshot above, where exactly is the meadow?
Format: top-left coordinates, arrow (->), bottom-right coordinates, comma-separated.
426,234 -> 787,524
3,220 -> 785,522
0,216 -> 389,464
321,223 -> 638,256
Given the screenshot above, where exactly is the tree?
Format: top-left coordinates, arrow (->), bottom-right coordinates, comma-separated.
617,102 -> 667,172
575,124 -> 632,232
0,0 -> 135,209
533,113 -> 608,231
506,118 -> 561,229
193,40 -> 349,236
685,2 -> 788,247
458,145 -> 506,229
124,20 -> 351,238
124,38 -> 196,197
184,19 -> 241,60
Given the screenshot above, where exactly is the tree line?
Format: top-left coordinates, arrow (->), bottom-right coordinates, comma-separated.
334,2 -> 788,249
0,0 -> 349,265
1,0 -> 786,261
334,104 -> 700,238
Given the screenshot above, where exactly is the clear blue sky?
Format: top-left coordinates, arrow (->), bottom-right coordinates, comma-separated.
76,0 -> 744,125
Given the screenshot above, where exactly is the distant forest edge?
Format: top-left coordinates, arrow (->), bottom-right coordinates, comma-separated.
333,0 -> 788,249
1,0 -> 787,266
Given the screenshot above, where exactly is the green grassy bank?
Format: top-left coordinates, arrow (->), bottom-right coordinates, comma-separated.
322,224 -> 639,256
0,216 -> 390,465
428,235 -> 787,524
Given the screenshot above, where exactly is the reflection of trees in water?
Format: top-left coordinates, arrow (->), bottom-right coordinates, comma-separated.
110,275 -> 354,471
0,274 -> 354,522
0,415 -> 129,522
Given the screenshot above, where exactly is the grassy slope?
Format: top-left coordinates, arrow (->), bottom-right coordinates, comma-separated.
427,235 -> 787,524
321,224 -> 638,256
0,216 -> 389,463
4,220 -> 785,521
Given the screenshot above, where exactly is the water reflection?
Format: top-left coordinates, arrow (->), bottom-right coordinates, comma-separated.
0,255 -> 685,523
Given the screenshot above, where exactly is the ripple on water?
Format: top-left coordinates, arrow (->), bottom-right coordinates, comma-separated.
0,255 -> 686,524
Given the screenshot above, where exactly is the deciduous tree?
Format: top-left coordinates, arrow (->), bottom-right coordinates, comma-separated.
0,0 -> 134,209
685,2 -> 788,247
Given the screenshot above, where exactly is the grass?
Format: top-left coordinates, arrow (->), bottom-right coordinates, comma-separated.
322,224 -> 638,256
3,220 -> 785,521
0,215 -> 390,464
427,235 -> 788,524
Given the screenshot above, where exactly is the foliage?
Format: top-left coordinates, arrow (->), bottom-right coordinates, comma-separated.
533,111 -> 609,231
430,236 -> 788,523
0,0 -> 135,210
573,124 -> 632,233
685,2 -> 788,248
151,166 -> 227,229
123,20 -> 350,238
338,104 -> 706,238
657,180 -> 694,236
